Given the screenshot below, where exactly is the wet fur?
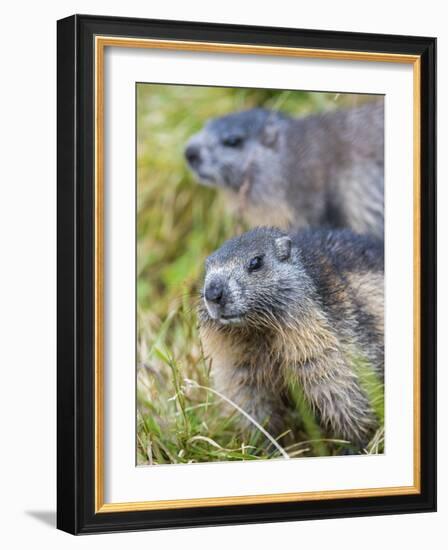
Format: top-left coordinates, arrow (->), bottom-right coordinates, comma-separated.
199,228 -> 384,447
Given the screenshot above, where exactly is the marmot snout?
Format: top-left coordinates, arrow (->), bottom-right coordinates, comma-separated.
199,227 -> 384,448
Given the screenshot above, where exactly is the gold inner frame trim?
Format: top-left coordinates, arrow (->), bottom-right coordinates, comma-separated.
94,35 -> 422,514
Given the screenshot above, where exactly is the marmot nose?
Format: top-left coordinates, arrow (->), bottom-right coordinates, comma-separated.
185,144 -> 201,168
205,280 -> 225,305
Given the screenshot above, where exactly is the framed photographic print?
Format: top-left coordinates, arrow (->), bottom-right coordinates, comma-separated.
57,14 -> 436,534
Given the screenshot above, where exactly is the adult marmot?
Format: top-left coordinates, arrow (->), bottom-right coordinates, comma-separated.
186,102 -> 384,238
198,227 -> 384,449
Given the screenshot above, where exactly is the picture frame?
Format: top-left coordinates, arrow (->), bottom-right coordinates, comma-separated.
57,14 -> 436,534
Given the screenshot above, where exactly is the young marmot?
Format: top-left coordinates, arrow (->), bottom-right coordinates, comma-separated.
186,102 -> 384,238
198,227 -> 384,448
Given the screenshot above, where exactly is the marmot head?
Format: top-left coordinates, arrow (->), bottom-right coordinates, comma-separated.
185,109 -> 287,191
201,227 -> 311,328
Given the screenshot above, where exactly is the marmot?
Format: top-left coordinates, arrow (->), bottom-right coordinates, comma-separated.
186,102 -> 384,238
198,227 -> 384,449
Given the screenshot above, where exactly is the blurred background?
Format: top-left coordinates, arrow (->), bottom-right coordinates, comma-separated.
136,84 -> 383,465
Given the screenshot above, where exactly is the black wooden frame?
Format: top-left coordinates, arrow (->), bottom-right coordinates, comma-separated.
57,14 -> 436,535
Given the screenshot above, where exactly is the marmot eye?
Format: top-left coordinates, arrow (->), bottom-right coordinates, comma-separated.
248,255 -> 264,272
222,134 -> 243,147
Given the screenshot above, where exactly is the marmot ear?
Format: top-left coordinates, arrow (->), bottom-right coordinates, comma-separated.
261,122 -> 279,148
274,236 -> 292,261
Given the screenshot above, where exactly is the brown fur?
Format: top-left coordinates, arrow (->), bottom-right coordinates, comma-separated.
199,228 -> 384,449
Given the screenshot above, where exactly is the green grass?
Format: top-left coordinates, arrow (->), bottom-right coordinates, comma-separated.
136,83 -> 384,465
